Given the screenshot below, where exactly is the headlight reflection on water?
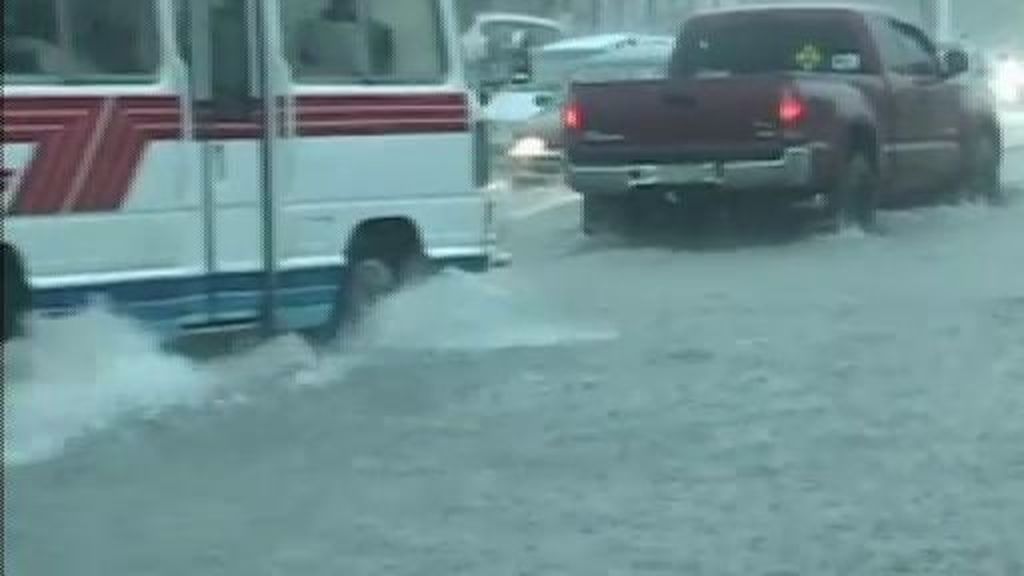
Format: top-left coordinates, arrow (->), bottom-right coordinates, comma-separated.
508,137 -> 552,159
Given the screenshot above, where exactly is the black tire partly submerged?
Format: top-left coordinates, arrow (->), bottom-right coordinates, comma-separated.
2,245 -> 30,342
960,132 -> 1004,205
582,195 -> 632,236
827,153 -> 879,232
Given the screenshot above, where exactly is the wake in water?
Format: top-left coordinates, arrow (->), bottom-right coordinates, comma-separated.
354,268 -> 617,353
3,269 -> 615,467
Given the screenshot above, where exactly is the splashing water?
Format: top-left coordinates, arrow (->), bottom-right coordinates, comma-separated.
3,270 -> 615,467
2,308 -> 333,467
3,307 -> 214,466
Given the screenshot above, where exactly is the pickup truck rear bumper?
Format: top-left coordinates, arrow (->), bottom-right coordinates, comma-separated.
567,146 -> 815,196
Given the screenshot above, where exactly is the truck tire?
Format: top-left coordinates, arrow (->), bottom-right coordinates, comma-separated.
828,153 -> 878,232
960,132 -> 1003,205
582,195 -> 630,236
2,245 -> 30,342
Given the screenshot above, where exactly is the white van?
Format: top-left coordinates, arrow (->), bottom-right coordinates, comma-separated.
462,12 -> 566,89
1,0 -> 496,341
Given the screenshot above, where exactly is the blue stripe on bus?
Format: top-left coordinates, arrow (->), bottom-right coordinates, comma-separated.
31,267 -> 342,333
32,267 -> 340,305
27,255 -> 488,335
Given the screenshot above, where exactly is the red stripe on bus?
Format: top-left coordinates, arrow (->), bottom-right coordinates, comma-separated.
298,120 -> 468,138
77,103 -> 183,211
79,105 -> 134,212
2,93 -> 469,214
22,102 -> 102,214
296,93 -> 467,108
2,97 -> 177,214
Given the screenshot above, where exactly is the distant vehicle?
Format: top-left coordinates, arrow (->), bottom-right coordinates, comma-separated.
507,39 -> 676,185
2,0 -> 497,343
991,52 -> 1024,105
485,34 -> 674,158
462,13 -> 567,89
565,5 -> 1004,236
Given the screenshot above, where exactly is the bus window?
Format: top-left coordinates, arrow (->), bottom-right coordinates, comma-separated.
208,0 -> 254,118
282,0 -> 368,81
281,0 -> 447,85
3,0 -> 159,84
175,0 -> 191,65
365,0 -> 447,83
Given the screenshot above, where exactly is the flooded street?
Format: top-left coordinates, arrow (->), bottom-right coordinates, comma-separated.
6,136 -> 1024,574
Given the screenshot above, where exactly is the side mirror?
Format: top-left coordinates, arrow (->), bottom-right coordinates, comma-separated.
942,48 -> 970,78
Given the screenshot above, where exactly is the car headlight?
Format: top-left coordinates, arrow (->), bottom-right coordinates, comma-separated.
508,136 -> 551,159
992,76 -> 1022,103
992,60 -> 1024,102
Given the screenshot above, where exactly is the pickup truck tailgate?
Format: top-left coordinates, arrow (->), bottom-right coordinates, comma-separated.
568,76 -> 791,165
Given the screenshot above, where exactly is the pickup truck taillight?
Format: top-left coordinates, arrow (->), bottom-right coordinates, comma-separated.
779,90 -> 807,126
564,102 -> 584,132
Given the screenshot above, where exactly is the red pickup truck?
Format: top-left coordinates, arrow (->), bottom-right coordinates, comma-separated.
565,5 -> 1004,234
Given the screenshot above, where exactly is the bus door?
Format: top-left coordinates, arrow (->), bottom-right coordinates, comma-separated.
178,0 -> 292,329
275,0 -> 479,260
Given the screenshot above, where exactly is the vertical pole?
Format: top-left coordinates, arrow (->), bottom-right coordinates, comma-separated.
935,0 -> 953,43
189,0 -> 218,318
254,0 -> 277,337
920,0 -> 952,42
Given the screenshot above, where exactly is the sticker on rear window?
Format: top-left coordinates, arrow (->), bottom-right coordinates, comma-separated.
795,44 -> 824,71
831,53 -> 862,72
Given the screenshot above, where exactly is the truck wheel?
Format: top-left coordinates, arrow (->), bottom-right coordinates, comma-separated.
2,245 -> 30,342
582,195 -> 629,236
960,133 -> 1003,205
828,154 -> 878,232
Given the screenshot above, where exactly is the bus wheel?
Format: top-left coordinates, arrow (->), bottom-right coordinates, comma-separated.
2,245 -> 30,342
342,257 -> 397,326
316,219 -> 426,343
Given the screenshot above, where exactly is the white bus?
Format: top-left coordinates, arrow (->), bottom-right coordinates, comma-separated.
1,0 -> 496,342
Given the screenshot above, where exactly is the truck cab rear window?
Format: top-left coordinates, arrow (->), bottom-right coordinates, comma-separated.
673,17 -> 867,77
3,0 -> 159,84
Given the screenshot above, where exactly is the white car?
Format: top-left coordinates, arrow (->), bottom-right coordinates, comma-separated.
462,13 -> 566,88
462,13 -> 566,62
